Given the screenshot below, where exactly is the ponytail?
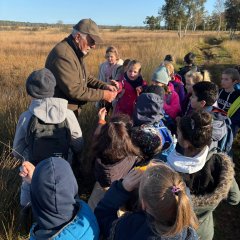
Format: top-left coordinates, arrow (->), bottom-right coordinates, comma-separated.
139,163 -> 198,237
170,185 -> 198,236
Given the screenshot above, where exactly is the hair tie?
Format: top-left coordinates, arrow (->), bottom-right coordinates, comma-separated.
172,186 -> 180,195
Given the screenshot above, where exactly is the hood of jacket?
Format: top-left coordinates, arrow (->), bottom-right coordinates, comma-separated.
191,153 -> 234,207
204,106 -> 227,142
94,156 -> 139,188
167,146 -> 209,174
29,98 -> 68,124
30,200 -> 99,240
133,93 -> 164,126
31,157 -> 78,230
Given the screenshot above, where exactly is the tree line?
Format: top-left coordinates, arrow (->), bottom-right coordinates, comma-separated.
144,0 -> 240,32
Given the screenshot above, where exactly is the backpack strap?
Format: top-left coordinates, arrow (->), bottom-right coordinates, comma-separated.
227,96 -> 240,118
25,115 -> 38,145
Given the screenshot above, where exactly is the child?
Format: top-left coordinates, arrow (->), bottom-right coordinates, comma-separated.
132,85 -> 175,161
167,111 -> 240,240
178,52 -> 198,84
164,61 -> 185,104
152,66 -> 181,120
13,68 -> 83,224
167,111 -> 212,174
95,164 -> 199,240
113,60 -> 147,117
88,109 -> 142,210
131,124 -> 163,160
182,69 -> 211,116
217,68 -> 240,136
164,54 -> 174,63
217,68 -> 240,112
98,46 -> 123,83
19,157 -> 99,240
115,58 -> 131,81
191,81 -> 232,153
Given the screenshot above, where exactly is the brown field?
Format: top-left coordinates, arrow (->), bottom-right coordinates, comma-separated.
0,27 -> 239,239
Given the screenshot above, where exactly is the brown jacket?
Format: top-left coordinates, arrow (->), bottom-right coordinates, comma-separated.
45,35 -> 107,110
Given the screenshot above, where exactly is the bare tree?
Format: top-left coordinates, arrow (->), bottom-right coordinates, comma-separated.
214,0 -> 225,34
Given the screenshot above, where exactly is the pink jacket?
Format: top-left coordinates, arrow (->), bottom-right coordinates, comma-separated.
164,83 -> 181,119
114,77 -> 147,117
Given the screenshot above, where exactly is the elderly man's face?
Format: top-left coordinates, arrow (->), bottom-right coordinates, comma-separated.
76,33 -> 95,55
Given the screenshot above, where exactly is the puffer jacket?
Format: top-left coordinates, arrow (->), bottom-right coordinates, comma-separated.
30,200 -> 99,240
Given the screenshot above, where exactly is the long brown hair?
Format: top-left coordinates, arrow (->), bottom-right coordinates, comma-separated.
92,114 -> 142,164
139,163 -> 198,237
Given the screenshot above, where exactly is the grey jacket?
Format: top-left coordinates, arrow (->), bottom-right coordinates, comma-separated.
13,98 -> 83,161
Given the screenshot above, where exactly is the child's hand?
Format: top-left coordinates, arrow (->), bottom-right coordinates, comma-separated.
98,107 -> 107,121
136,86 -> 143,96
19,161 -> 35,184
122,169 -> 143,192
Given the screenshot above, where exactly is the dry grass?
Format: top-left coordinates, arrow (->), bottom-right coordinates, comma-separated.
0,27 -> 239,239
222,39 -> 240,63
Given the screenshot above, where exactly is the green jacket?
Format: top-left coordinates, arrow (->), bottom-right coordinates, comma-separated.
190,153 -> 240,240
45,35 -> 107,110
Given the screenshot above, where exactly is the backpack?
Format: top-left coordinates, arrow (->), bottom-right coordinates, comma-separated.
212,107 -> 233,154
26,115 -> 71,166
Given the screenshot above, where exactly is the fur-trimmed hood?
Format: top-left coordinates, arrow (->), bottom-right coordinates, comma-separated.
191,153 -> 234,208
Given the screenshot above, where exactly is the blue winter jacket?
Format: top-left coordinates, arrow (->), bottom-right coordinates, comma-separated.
30,200 -> 99,240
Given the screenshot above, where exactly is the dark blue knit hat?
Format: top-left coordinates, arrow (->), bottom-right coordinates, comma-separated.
26,68 -> 56,99
31,157 -> 78,230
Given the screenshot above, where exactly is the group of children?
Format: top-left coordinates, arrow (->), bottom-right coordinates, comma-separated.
13,48 -> 240,240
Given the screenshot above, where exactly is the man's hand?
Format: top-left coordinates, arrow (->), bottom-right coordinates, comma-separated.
19,161 -> 35,184
110,80 -> 119,90
103,90 -> 117,103
104,84 -> 118,92
122,169 -> 143,192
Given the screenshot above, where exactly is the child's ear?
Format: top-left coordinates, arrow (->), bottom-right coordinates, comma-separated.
200,100 -> 206,108
182,139 -> 192,149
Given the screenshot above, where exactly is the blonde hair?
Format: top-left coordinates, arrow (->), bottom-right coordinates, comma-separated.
127,60 -> 142,73
185,69 -> 211,84
163,62 -> 174,77
139,163 -> 198,237
105,46 -> 120,60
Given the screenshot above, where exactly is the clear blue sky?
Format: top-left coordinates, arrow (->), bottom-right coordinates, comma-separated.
0,0 -> 215,26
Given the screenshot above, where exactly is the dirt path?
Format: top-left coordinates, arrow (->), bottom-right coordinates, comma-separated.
197,37 -> 235,84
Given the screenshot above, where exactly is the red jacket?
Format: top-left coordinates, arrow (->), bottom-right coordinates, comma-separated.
114,76 -> 147,117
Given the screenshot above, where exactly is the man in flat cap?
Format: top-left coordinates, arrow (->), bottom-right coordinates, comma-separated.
45,19 -> 117,117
